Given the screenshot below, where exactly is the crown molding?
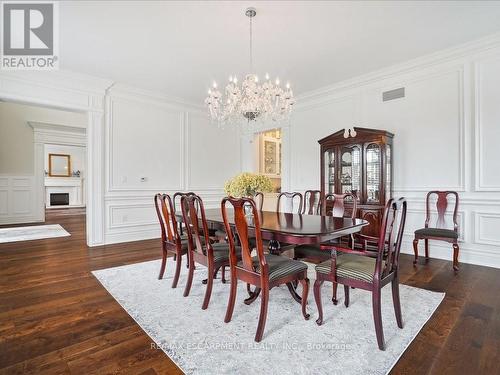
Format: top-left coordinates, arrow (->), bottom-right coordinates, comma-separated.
296,31 -> 500,106
28,121 -> 86,134
0,69 -> 113,94
108,83 -> 204,112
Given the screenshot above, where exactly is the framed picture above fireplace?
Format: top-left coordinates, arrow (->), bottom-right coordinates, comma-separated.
49,154 -> 71,177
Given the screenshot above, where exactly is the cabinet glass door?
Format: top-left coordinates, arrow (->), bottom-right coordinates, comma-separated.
264,140 -> 278,175
386,144 -> 391,201
324,149 -> 335,194
366,143 -> 382,203
340,145 -> 361,200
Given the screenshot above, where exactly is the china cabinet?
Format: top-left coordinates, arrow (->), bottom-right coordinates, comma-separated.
260,129 -> 281,178
319,127 -> 394,236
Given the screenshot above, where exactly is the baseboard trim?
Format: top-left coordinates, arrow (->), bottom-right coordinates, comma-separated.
401,240 -> 500,269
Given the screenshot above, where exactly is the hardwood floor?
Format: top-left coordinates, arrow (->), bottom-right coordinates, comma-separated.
1,209 -> 499,374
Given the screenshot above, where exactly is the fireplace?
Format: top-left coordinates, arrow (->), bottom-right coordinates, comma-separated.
50,193 -> 69,206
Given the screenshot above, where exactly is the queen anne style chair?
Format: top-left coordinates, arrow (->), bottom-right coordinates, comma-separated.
215,192 -> 264,242
413,191 -> 460,271
154,193 -> 188,288
314,198 -> 407,350
222,197 -> 310,342
274,192 -> 303,254
294,193 -> 357,264
181,194 -> 239,309
276,192 -> 303,214
303,190 -> 321,215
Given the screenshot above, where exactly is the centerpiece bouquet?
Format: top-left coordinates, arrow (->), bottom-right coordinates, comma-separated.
224,172 -> 273,197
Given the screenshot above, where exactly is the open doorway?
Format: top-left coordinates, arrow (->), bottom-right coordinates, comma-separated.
255,128 -> 282,210
0,100 -> 87,238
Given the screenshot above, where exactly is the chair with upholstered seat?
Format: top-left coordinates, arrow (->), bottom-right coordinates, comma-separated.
222,196 -> 310,342
154,193 -> 188,288
181,194 -> 241,309
294,193 -> 357,263
314,198 -> 407,350
413,191 -> 460,271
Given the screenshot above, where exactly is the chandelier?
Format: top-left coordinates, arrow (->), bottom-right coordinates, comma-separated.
204,7 -> 295,126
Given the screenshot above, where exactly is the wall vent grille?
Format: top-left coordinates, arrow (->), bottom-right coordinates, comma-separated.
383,87 -> 405,101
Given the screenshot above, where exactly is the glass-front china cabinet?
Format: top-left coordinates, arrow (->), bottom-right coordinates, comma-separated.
319,127 -> 394,236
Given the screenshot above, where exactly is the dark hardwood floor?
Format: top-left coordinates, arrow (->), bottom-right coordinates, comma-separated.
1,209 -> 499,374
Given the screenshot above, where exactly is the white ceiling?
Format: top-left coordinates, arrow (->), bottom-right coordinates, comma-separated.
60,1 -> 500,104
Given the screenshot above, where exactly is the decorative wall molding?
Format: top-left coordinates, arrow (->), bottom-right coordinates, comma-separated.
473,55 -> 500,192
473,211 -> 500,246
105,95 -> 185,192
109,83 -> 203,113
0,175 -> 40,225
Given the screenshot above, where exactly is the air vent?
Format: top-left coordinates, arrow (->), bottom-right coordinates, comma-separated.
383,87 -> 405,102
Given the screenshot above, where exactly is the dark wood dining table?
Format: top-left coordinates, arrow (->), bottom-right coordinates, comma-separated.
177,209 -> 369,302
200,208 -> 368,251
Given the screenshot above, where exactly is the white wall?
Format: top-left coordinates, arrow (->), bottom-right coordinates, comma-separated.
281,43 -> 500,268
103,85 -> 241,244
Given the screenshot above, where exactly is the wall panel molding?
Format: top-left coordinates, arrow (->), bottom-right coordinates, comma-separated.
0,176 -> 40,225
474,211 -> 500,246
474,55 -> 500,191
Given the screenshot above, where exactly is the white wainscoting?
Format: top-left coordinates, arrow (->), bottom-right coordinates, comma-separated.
273,39 -> 500,268
0,176 -> 41,225
103,85 -> 241,244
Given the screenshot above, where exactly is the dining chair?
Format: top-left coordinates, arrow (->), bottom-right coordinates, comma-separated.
153,193 -> 187,288
221,196 -> 310,342
215,192 -> 264,242
181,194 -> 239,309
276,192 -> 303,214
314,198 -> 407,350
303,190 -> 321,215
172,191 -> 196,236
413,191 -> 460,271
294,193 -> 357,263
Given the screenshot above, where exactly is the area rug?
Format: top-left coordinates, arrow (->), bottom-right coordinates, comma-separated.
93,259 -> 445,375
0,224 -> 70,243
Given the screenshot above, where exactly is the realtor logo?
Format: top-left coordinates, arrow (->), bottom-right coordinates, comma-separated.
1,1 -> 59,70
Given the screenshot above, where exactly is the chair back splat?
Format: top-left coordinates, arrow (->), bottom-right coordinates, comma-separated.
222,197 -> 267,278
425,191 -> 459,231
324,193 -> 357,219
180,194 -> 211,257
378,198 -> 407,278
277,192 -> 303,214
253,192 -> 264,211
154,193 -> 179,243
303,190 -> 321,215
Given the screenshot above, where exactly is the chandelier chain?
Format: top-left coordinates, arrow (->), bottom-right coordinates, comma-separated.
249,15 -> 253,73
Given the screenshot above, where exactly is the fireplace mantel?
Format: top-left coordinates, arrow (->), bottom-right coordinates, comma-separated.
45,177 -> 85,208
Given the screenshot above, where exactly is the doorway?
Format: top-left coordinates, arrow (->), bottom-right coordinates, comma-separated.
254,128 -> 282,210
0,100 -> 87,239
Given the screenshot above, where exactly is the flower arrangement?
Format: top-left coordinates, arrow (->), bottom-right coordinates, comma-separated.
224,172 -> 273,197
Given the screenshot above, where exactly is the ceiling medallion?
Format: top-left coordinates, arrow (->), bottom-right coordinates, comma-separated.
204,7 -> 295,127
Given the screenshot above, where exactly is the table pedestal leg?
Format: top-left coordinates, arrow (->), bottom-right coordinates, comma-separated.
268,239 -> 281,255
286,282 -> 302,303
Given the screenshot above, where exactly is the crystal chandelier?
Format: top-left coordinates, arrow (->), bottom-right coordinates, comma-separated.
205,7 -> 295,126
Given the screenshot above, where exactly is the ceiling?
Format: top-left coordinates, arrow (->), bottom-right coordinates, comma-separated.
60,1 -> 500,104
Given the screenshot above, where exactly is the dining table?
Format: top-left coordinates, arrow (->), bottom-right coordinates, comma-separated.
177,209 -> 369,303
